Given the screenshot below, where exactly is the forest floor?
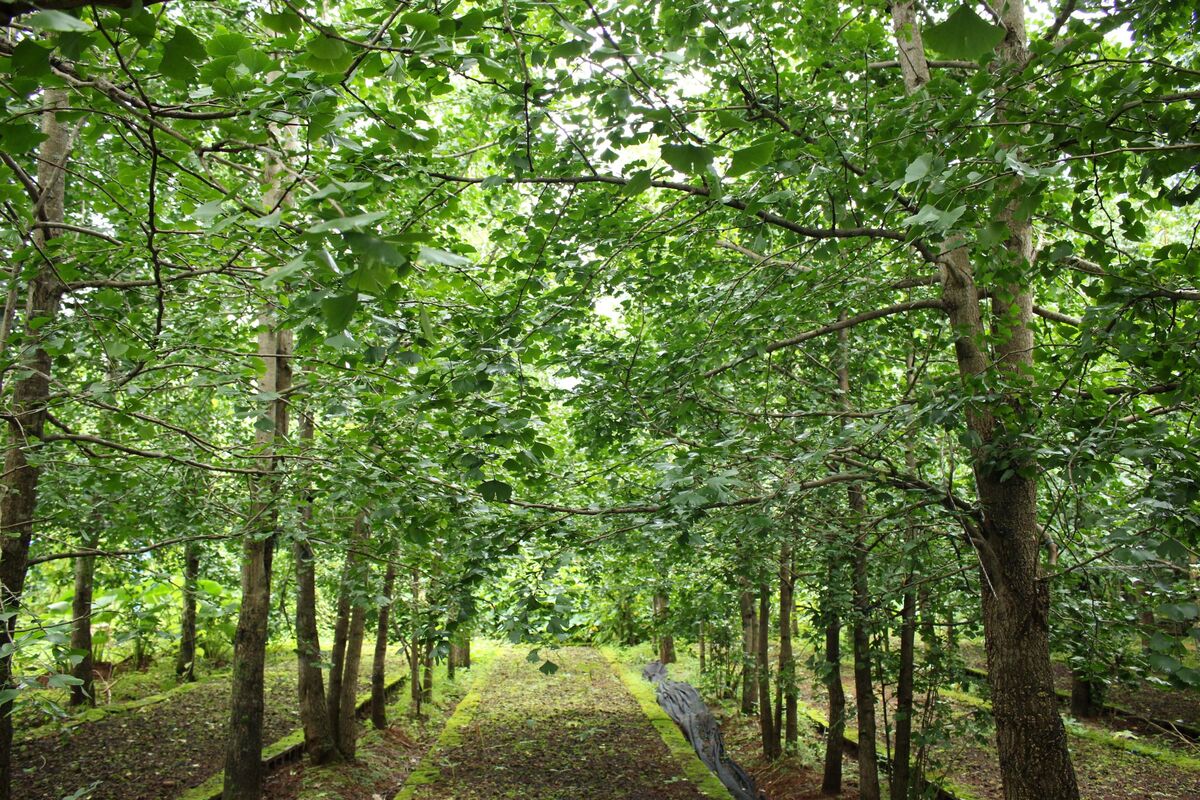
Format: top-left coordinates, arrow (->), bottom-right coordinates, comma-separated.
12,646 -> 405,800
393,646 -> 725,800
788,654 -> 1200,799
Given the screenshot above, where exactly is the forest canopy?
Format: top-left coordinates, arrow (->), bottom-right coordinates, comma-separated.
0,1 -> 1198,799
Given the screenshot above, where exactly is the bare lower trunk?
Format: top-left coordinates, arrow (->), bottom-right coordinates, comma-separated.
69,551 -> 96,706
893,586 -> 918,799
336,603 -> 367,759
176,539 -> 200,682
654,592 -> 676,664
410,569 -> 423,717
371,563 -> 396,730
739,586 -> 756,714
1,89 -> 70,800
1070,670 -> 1103,719
779,545 -> 797,748
327,563 -> 352,739
698,621 -> 706,675
821,562 -> 845,794
757,584 -> 779,760
221,324 -> 290,800
294,418 -> 339,763
422,640 -> 433,703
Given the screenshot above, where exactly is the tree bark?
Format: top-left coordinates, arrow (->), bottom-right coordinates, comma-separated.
739,585 -> 757,714
422,640 -> 433,703
890,4 -> 1080,797
176,538 -> 200,683
69,548 -> 96,706
654,592 -> 676,664
1070,670 -> 1103,719
221,324 -> 291,800
293,411 -> 339,764
336,602 -> 367,759
371,562 -> 397,730
821,559 -> 845,795
840,325 -> 880,800
410,569 -> 423,717
0,88 -> 70,800
327,555 -> 352,739
757,584 -> 779,760
779,545 -> 797,749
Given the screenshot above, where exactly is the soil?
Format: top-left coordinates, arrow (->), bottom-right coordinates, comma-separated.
12,649 -> 403,800
961,641 -> 1200,734
403,647 -> 714,800
791,658 -> 1200,800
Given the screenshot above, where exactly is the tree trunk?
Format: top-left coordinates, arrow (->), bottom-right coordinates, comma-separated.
890,4 -> 1079,797
821,555 -> 846,794
293,412 -> 339,764
894,387 -> 919,800
0,89 -> 69,800
327,557 -> 352,739
336,602 -> 367,759
422,640 -> 434,703
176,538 -> 200,683
757,584 -> 779,760
410,569 -> 423,717
654,592 -> 676,664
69,550 -> 96,706
221,324 -> 291,800
739,586 -> 757,714
779,545 -> 797,749
698,621 -> 706,676
371,563 -> 396,730
1070,670 -> 1103,719
839,323 -> 879,799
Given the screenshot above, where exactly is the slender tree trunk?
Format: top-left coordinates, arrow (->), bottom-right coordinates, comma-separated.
698,621 -> 706,676
176,538 -> 200,683
410,569 -> 423,717
293,411 -> 339,764
422,640 -> 433,703
739,586 -> 757,714
327,558 -> 352,739
757,584 -> 778,760
221,324 -> 291,800
336,602 -> 367,759
69,548 -> 96,706
0,89 -> 70,800
891,5 -> 1080,796
894,383 -> 919,800
654,592 -> 676,664
329,512 -> 369,741
779,545 -> 797,748
371,563 -> 396,730
821,561 -> 845,795
838,323 -> 880,799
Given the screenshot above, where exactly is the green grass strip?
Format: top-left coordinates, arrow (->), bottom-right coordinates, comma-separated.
601,648 -> 735,800
941,688 -> 1200,771
391,648 -> 498,800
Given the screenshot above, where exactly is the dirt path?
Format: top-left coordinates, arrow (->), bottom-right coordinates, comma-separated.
398,647 -> 721,800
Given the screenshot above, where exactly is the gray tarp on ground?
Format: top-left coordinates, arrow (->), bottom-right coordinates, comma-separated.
643,661 -> 764,800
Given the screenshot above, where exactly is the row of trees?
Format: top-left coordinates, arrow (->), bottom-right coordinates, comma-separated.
2,2 -> 1197,800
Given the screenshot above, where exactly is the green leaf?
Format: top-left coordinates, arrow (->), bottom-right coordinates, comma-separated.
624,170 -> 653,196
262,255 -> 307,288
727,140 -> 775,178
923,5 -> 1006,61
660,143 -> 713,176
549,40 -> 588,61
159,26 -> 207,83
904,153 -> 933,184
539,660 -> 559,675
308,211 -> 387,234
27,10 -> 92,33
246,209 -> 282,229
261,11 -> 301,34
12,40 -> 52,78
479,479 -> 513,502
417,246 -> 471,267
321,293 -> 359,333
0,121 -> 46,152
403,11 -> 440,34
